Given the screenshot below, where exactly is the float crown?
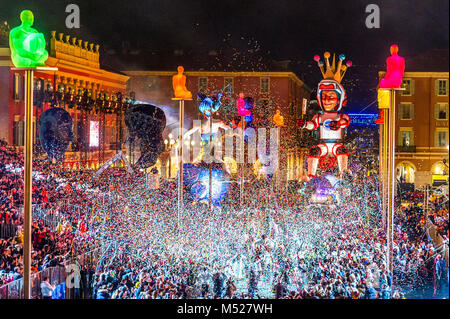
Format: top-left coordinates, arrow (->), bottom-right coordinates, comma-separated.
313,52 -> 352,83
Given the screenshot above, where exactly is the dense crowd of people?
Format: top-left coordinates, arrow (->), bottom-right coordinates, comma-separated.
0,140 -> 96,286
0,138 -> 448,299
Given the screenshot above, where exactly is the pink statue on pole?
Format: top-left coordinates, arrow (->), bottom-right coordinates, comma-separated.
236,92 -> 251,116
379,44 -> 405,89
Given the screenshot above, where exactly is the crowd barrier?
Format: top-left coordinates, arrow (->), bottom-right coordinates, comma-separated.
425,218 -> 449,266
0,248 -> 101,299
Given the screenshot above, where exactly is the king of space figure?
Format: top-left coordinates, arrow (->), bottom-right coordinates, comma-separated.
298,52 -> 353,181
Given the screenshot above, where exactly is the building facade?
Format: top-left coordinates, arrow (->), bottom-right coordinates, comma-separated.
124,70 -> 311,181
0,31 -> 130,170
380,72 -> 449,188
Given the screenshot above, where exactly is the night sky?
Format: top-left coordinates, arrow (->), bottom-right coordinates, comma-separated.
1,0 -> 448,112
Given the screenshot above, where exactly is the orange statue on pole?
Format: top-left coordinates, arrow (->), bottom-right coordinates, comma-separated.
273,109 -> 285,127
172,66 -> 192,99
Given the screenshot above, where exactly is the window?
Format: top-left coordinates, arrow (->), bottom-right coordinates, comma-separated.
398,103 -> 414,120
401,131 -> 411,146
437,79 -> 448,96
89,121 -> 99,147
435,129 -> 448,147
198,77 -> 208,93
13,73 -> 21,100
401,79 -> 414,95
434,103 -> 449,120
224,77 -> 233,93
398,128 -> 414,146
13,116 -> 24,146
260,77 -> 269,93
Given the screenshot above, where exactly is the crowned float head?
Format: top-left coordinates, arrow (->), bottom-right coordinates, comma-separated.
314,52 -> 352,82
314,52 -> 351,112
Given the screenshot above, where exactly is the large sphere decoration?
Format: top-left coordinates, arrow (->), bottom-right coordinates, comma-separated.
179,162 -> 230,206
38,107 -> 73,161
183,163 -> 200,186
125,103 -> 166,169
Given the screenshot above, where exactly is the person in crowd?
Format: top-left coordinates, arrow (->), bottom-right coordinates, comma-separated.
40,277 -> 55,299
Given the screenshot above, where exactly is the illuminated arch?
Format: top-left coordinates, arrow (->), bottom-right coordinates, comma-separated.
431,161 -> 448,175
396,161 -> 416,183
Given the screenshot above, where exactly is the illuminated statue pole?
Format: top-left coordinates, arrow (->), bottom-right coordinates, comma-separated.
209,103 -> 213,211
377,44 -> 405,293
9,10 -> 57,299
273,109 -> 285,191
236,93 -> 248,209
240,115 -> 244,208
172,66 -> 192,221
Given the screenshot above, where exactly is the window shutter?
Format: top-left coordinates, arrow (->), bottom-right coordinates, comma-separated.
410,80 -> 415,95
446,80 -> 449,96
446,103 -> 449,120
434,104 -> 440,119
435,80 -> 440,95
411,129 -> 415,146
410,104 -> 414,119
398,104 -> 403,119
398,130 -> 403,146
434,130 -> 439,147
13,74 -> 16,99
22,76 -> 26,100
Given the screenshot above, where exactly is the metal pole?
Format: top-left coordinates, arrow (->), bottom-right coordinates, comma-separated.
23,69 -> 34,299
379,122 -> 384,229
209,107 -> 213,211
169,148 -> 172,179
385,105 -> 391,273
178,100 -> 184,218
388,89 -> 396,292
383,110 -> 389,232
240,115 -> 245,209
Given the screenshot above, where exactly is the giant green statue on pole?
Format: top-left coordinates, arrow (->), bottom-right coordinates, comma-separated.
9,10 -> 48,67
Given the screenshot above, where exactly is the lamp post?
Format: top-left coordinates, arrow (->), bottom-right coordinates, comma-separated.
379,87 -> 404,292
209,104 -> 213,211
13,66 -> 57,299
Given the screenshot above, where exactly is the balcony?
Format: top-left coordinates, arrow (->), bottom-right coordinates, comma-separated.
397,145 -> 416,153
